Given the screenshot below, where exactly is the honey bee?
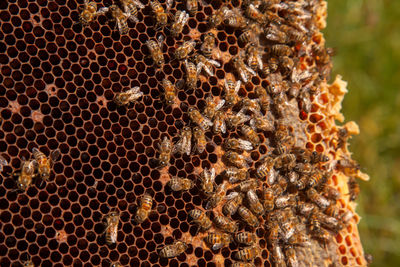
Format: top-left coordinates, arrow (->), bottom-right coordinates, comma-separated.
264,22 -> 287,43
316,212 -> 343,232
194,54 -> 221,77
204,233 -> 231,250
249,114 -> 274,133
150,0 -> 171,29
235,246 -> 260,261
22,260 -> 34,267
14,159 -> 37,191
209,6 -> 231,28
98,5 -> 130,34
271,244 -> 285,266
119,0 -> 145,23
245,43 -> 263,72
206,182 -> 228,209
157,136 -> 172,167
261,57 -> 279,78
173,126 -> 192,156
266,73 -> 285,96
224,151 -> 250,169
234,231 -> 257,246
238,179 -> 259,192
203,96 -> 225,120
307,188 -> 330,209
320,185 -> 340,202
246,189 -> 264,216
188,208 -> 212,231
159,240 -> 188,258
307,170 -> 327,188
212,110 -> 227,134
279,219 -> 296,241
295,175 -> 308,191
162,78 -> 176,106
280,56 -> 295,77
285,246 -> 299,267
274,153 -> 296,170
288,170 -> 299,184
134,193 -> 153,223
340,210 -> 354,225
227,112 -> 251,129
267,220 -> 279,244
213,214 -> 239,233
237,206 -> 259,227
146,35 -> 165,67
272,175 -> 287,195
32,148 -> 60,182
224,168 -> 247,185
77,0 -> 101,26
241,125 -> 260,147
271,44 -> 292,56
296,201 -> 315,217
256,157 -> 275,180
232,262 -> 256,267
287,232 -> 310,246
232,55 -> 256,83
175,40 -> 196,60
274,194 -> 296,209
224,138 -> 253,152
244,3 -> 266,24
280,24 -> 304,43
186,0 -> 198,16
201,33 -> 216,58
168,177 -> 194,191
199,168 -> 215,196
254,86 -> 271,112
192,126 -> 207,153
274,139 -> 295,155
188,107 -> 213,130
0,155 -> 8,172
110,262 -> 122,267
348,177 -> 360,201
238,23 -> 262,44
170,10 -> 189,37
240,98 -> 262,115
103,210 -> 119,245
184,59 -> 198,90
224,9 -> 248,29
307,151 -> 330,164
223,79 -> 242,107
262,186 -> 274,212
114,86 -> 144,106
222,191 -> 243,216
313,227 -> 331,245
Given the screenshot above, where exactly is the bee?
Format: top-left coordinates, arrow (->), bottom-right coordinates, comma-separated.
271,244 -> 285,266
235,246 -> 260,261
184,60 -> 198,90
201,33 -> 216,58
170,10 -> 189,37
267,220 -> 279,244
22,260 -> 34,267
134,193 -> 153,223
186,0 -> 198,16
274,153 -> 296,170
348,177 -> 360,201
203,96 -> 225,120
246,190 -> 264,216
238,23 -> 262,44
285,246 -> 299,267
232,55 -> 256,83
209,6 -> 231,28
223,79 -> 242,107
159,240 -> 188,258
262,186 -> 274,212
119,0 -> 145,23
266,73 -> 285,96
317,212 -> 343,232
234,232 -> 257,246
103,210 -> 119,245
222,192 -> 243,216
237,206 -> 259,227
188,107 -> 213,130
307,188 -> 330,209
77,0 -> 101,26
307,151 -> 330,164
288,170 -> 299,184
264,22 -> 287,43
194,54 -> 221,77
295,175 -> 308,190
244,3 -> 266,24
307,170 -> 327,188
279,219 -> 296,241
14,159 -> 37,191
157,136 -> 172,167
146,35 -> 165,67
232,263 -> 256,267
97,5 -> 130,34
206,182 -> 228,209
114,86 -> 143,106
249,114 -> 274,133
271,44 -> 292,56
213,214 -> 239,233
224,151 -> 250,169
225,168 -> 249,184
287,232 -> 310,246
280,24 -> 304,43
238,179 -> 259,192
279,55 -> 294,76
341,210 -> 354,225
162,78 -> 176,106
150,0 -> 171,29
241,125 -> 260,147
297,202 -> 315,217
213,110 -> 227,135
199,168 -> 216,196
224,138 -> 253,152
256,157 -> 276,181
173,126 -> 192,156
227,112 -> 251,129
254,86 -> 271,112
240,98 -> 262,115
175,40 -> 196,60
275,140 -> 295,156
32,148 -> 60,182
224,9 -> 248,29
110,262 -> 122,267
193,126 -> 207,153
204,233 -> 231,250
168,177 -> 194,191
0,155 -> 8,172
274,194 -> 296,209
313,227 -> 331,245
261,57 -> 279,77
271,175 -> 287,195
188,209 -> 212,231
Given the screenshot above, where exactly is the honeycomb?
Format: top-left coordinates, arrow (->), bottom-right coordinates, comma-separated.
0,0 -> 369,266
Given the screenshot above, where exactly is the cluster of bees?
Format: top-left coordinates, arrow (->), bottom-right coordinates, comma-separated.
3,0 -> 362,266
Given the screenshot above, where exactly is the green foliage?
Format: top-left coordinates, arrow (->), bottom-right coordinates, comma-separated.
325,1 -> 400,266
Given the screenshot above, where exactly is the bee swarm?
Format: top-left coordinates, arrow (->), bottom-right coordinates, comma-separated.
0,0 -> 369,267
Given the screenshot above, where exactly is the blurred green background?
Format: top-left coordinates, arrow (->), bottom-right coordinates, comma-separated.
325,1 -> 400,266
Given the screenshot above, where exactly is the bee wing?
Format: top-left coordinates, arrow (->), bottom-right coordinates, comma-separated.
24,160 -> 37,175
97,7 -> 110,15
226,191 -> 239,200
50,149 -> 61,163
128,14 -> 139,23
211,243 -> 224,250
210,168 -> 216,182
166,0 -> 173,10
0,155 -> 8,172
238,69 -> 248,83
206,58 -> 221,68
204,116 -> 214,127
184,137 -> 192,156
157,35 -> 165,48
245,64 -> 257,76
181,11 -> 189,24
215,99 -> 225,111
249,118 -> 256,129
196,62 -> 204,75
238,139 -> 253,151
257,56 -> 263,70
234,80 -> 241,93
133,0 -> 145,9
